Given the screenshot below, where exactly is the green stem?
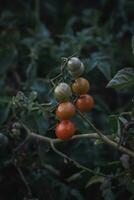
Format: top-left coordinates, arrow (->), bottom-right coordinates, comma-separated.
76,109 -> 103,138
76,110 -> 134,157
14,161 -> 32,197
50,141 -> 107,177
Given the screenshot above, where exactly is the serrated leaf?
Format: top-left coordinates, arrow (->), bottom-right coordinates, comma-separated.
107,68 -> 134,89
86,175 -> 105,188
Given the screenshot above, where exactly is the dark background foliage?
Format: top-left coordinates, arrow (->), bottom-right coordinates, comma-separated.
0,0 -> 134,199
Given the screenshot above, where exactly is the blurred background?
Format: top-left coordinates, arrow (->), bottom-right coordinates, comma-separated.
0,0 -> 134,200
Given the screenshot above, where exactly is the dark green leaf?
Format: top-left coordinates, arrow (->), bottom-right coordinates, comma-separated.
107,68 -> 134,89
0,48 -> 17,75
97,61 -> 111,80
86,176 -> 105,188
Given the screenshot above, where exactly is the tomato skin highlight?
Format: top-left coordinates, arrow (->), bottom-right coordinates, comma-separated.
56,102 -> 75,120
76,94 -> 94,112
55,120 -> 76,140
72,77 -> 90,95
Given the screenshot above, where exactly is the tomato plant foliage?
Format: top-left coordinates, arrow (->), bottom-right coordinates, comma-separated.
0,0 -> 134,200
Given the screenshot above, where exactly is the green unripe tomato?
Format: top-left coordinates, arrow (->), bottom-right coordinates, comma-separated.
67,57 -> 81,72
54,83 -> 72,102
69,62 -> 85,78
0,133 -> 8,147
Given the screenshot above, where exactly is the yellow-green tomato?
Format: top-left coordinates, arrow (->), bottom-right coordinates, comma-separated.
54,83 -> 72,102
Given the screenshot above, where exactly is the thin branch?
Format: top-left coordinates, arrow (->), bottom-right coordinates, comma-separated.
31,132 -> 134,157
13,135 -> 30,154
14,161 -> 32,198
20,120 -> 134,158
96,133 -> 134,157
110,112 -> 132,117
30,132 -> 99,144
18,122 -> 134,181
20,122 -> 134,158
76,109 -> 104,138
50,141 -> 107,177
21,124 -> 107,176
76,110 -> 134,157
51,73 -> 62,81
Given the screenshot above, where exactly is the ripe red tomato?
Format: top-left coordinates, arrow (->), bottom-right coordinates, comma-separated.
72,77 -> 90,94
75,94 -> 94,112
55,120 -> 76,140
56,102 -> 75,120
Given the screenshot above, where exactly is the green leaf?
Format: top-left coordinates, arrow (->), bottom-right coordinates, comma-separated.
107,68 -> 134,89
118,116 -> 128,125
0,105 -> 10,125
31,79 -> 49,94
86,175 -> 105,188
35,23 -> 50,38
126,179 -> 134,194
66,171 -> 84,182
97,61 -> 111,80
35,112 -> 49,135
22,111 -> 48,136
102,188 -> 115,200
71,189 -> 84,200
0,47 -> 17,75
101,179 -> 115,200
117,119 -> 121,137
26,60 -> 37,80
132,36 -> 134,55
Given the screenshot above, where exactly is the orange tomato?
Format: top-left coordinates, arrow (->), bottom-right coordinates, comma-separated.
56,102 -> 75,120
72,77 -> 90,95
75,94 -> 94,112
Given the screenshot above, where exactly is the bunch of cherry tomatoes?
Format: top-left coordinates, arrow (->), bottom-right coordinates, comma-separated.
54,57 -> 94,140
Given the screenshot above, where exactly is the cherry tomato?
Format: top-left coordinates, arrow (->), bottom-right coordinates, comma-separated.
69,63 -> 85,78
54,83 -> 72,102
55,120 -> 76,140
75,94 -> 94,112
67,57 -> 81,72
72,77 -> 90,94
67,57 -> 85,78
56,102 -> 75,120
